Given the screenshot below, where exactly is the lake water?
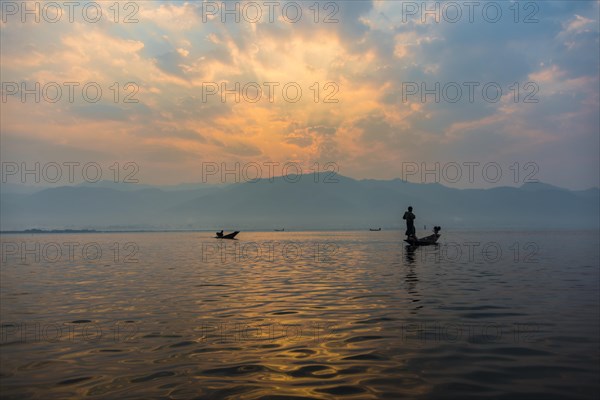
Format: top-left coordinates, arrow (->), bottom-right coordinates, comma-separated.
1,230 -> 598,399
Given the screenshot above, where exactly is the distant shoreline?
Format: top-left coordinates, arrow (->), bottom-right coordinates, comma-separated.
1,229 -> 100,234
1,229 -> 367,234
1,228 -> 598,235
0,229 -> 215,234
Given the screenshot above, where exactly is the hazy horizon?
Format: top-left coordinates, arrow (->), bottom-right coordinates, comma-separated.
2,172 -> 599,192
2,172 -> 598,231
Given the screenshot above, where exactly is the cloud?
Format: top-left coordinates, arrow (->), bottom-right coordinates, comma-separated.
0,0 -> 598,189
69,104 -> 131,121
132,126 -> 207,143
285,133 -> 313,148
222,142 -> 263,157
139,145 -> 199,163
565,14 -> 595,33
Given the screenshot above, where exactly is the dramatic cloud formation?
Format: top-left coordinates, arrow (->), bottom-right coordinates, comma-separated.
1,0 -> 598,188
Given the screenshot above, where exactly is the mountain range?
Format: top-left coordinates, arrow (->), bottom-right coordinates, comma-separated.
1,174 -> 598,230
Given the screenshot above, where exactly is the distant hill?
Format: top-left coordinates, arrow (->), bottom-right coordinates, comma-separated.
1,174 -> 598,230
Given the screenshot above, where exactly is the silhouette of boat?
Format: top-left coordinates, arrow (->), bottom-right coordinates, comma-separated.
404,226 -> 441,246
369,228 -> 381,231
274,228 -> 285,232
215,230 -> 240,239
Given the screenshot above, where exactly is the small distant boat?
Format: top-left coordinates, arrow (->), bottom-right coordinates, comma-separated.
404,226 -> 441,246
215,230 -> 240,239
274,228 -> 285,232
369,228 -> 381,231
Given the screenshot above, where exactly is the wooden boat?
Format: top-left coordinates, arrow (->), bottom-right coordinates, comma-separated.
215,230 -> 240,239
369,228 -> 381,231
404,226 -> 441,246
274,228 -> 285,232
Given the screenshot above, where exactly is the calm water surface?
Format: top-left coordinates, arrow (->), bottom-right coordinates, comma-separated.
1,230 -> 598,399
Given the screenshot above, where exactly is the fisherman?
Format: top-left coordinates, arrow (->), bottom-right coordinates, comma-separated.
403,206 -> 416,240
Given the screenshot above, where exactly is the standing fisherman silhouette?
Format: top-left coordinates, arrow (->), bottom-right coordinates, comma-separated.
403,206 -> 416,240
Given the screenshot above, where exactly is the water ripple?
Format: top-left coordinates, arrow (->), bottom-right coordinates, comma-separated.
0,231 -> 598,399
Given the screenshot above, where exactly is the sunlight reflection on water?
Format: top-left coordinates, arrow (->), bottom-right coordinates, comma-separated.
1,230 -> 598,399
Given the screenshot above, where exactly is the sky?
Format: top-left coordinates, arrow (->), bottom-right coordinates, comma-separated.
1,0 -> 599,189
